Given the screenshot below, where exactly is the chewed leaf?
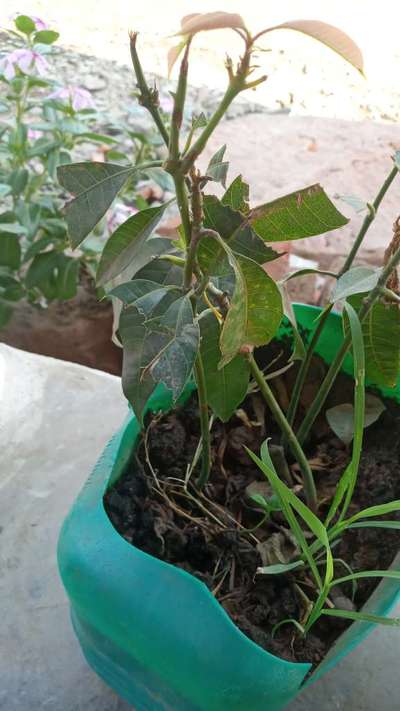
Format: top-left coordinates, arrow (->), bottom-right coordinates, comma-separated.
259,20 -> 364,74
205,145 -> 229,187
249,184 -> 348,242
198,195 -> 279,276
150,296 -> 200,399
180,12 -> 246,35
119,295 -> 199,422
119,305 -> 157,422
220,254 -> 283,366
222,175 -> 250,214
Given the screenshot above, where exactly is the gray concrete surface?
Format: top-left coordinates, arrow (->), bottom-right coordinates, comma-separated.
0,343 -> 399,710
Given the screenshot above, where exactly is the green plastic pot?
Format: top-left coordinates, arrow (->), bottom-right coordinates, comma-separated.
58,304 -> 400,711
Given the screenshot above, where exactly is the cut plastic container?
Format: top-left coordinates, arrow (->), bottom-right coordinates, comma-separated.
58,305 -> 400,711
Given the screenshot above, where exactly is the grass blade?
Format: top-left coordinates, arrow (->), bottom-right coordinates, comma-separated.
272,618 -> 305,637
331,570 -> 400,588
325,301 -> 365,526
247,442 -> 325,590
257,561 -> 305,575
321,609 -> 400,626
344,501 -> 400,525
349,521 -> 400,530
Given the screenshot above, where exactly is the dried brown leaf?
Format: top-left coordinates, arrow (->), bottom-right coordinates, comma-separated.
180,11 -> 246,36
167,40 -> 187,76
258,20 -> 364,74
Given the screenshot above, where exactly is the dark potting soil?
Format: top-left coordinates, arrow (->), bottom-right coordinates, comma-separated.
104,348 -> 400,667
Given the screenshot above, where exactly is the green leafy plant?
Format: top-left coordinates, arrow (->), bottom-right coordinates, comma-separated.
0,13 -> 165,327
58,11 -> 400,639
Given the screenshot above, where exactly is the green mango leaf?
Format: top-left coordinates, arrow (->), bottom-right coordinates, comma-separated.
348,294 -> 400,388
57,162 -> 136,246
205,145 -> 229,187
119,295 -> 199,422
96,201 -> 172,285
119,305 -> 157,421
281,267 -> 337,283
15,15 -> 36,34
222,174 -> 250,214
249,184 -> 348,242
109,279 -> 179,316
203,194 -> 242,239
133,257 -> 183,286
0,233 -> 21,269
121,237 -> 180,281
33,30 -> 60,44
333,266 -> 381,302
199,311 -> 250,421
150,295 -> 200,398
220,252 -> 283,366
198,196 -> 279,276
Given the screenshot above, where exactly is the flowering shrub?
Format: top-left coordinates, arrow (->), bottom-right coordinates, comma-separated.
0,13 -> 163,327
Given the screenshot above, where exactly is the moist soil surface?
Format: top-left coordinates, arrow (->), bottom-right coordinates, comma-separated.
104,347 -> 400,667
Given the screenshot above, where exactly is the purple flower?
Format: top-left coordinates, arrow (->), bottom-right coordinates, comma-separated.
28,128 -> 43,141
47,86 -> 96,111
1,48 -> 48,81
